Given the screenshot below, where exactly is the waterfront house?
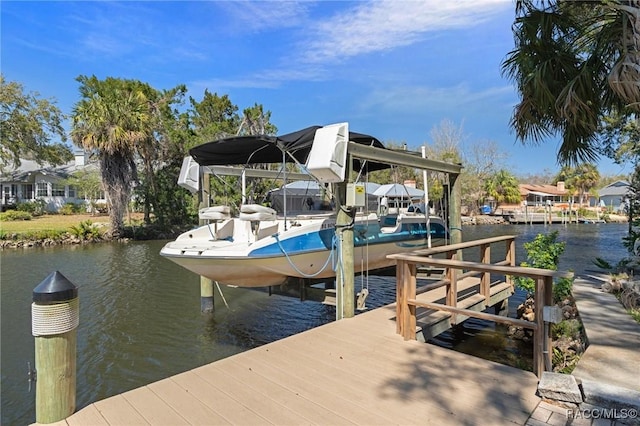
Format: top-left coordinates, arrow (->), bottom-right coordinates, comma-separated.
598,180 -> 630,213
0,152 -> 104,212
519,182 -> 569,206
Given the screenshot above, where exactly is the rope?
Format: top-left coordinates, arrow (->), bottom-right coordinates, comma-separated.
32,298 -> 79,336
274,233 -> 337,278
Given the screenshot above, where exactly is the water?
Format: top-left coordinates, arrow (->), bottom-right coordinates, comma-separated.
0,223 -> 630,425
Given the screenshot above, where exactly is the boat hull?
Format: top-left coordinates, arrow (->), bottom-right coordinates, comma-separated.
160,213 -> 446,287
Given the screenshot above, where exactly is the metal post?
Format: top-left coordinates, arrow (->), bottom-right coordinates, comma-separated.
200,170 -> 214,313
32,271 -> 78,423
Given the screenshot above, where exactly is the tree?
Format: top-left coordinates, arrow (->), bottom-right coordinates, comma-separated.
0,75 -> 72,170
502,1 -> 640,165
555,163 -> 600,206
65,168 -> 104,214
459,140 -> 509,214
189,90 -> 239,145
484,170 -> 522,205
71,76 -> 156,238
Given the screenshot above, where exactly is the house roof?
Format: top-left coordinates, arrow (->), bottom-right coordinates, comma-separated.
1,158 -> 98,182
598,180 -> 630,197
519,184 -> 567,197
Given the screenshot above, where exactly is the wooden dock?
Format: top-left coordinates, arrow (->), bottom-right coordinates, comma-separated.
41,296 -> 540,425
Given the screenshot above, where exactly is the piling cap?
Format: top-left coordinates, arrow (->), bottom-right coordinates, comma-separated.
33,271 -> 78,303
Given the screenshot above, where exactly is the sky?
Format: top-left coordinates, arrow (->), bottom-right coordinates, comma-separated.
1,0 -> 630,177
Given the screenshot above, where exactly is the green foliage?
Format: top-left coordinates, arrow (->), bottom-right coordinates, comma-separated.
0,228 -> 66,241
59,202 -> 85,215
515,231 -> 566,295
502,1 -> 640,164
0,210 -> 33,221
16,199 -> 46,216
623,164 -> 640,254
0,75 -> 73,171
592,257 -> 613,269
68,220 -> 102,241
484,169 -> 521,204
553,277 -> 573,302
551,319 -> 582,340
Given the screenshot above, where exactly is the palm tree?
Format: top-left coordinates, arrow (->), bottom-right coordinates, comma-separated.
555,163 -> 600,206
573,163 -> 601,206
484,170 -> 522,205
502,1 -> 640,164
71,76 -> 154,238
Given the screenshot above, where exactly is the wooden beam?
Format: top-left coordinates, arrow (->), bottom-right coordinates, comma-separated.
408,299 -> 539,331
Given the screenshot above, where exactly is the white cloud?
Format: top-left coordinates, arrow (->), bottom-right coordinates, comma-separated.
299,0 -> 511,64
359,83 -> 514,115
217,1 -> 312,33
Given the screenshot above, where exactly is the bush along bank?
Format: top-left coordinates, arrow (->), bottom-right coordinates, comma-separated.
507,231 -> 587,373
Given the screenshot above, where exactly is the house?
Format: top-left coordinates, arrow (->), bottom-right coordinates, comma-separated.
519,182 -> 569,206
0,152 -> 103,212
598,180 -> 630,212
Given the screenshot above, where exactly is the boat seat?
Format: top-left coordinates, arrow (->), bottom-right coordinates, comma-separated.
239,204 -> 277,221
380,214 -> 404,234
199,205 -> 231,221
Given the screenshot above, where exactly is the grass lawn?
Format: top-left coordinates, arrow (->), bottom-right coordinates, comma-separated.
0,214 -> 112,233
1,213 -> 148,234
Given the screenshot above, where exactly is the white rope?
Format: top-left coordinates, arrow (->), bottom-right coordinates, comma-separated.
32,298 -> 79,336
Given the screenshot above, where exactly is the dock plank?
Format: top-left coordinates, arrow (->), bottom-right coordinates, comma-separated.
45,283 -> 540,426
93,394 -> 149,425
122,386 -> 189,425
170,370 -> 271,424
147,377 -> 231,425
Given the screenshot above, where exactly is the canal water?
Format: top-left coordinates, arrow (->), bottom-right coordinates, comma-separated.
1,223 -> 630,425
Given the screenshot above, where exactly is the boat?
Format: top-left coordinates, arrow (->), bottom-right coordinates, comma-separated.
160,124 -> 448,287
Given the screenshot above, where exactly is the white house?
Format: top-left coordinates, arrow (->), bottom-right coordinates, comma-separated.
0,152 -> 103,212
598,180 -> 630,212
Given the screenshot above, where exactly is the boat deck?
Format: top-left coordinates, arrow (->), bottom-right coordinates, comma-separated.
41,293 -> 540,425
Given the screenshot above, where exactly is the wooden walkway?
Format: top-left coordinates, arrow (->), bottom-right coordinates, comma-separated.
42,295 -> 541,426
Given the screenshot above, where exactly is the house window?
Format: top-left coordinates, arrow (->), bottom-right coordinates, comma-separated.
68,185 -> 76,198
36,182 -> 48,197
22,184 -> 34,200
51,183 -> 65,196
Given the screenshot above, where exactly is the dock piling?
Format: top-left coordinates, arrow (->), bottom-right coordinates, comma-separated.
32,271 -> 78,424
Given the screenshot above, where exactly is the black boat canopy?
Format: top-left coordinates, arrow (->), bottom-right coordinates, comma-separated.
189,125 -> 391,173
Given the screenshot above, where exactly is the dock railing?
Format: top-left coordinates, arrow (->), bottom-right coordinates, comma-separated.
388,235 -> 573,377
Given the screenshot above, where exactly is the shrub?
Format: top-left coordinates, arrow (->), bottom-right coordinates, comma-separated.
515,231 -> 565,294
0,210 -> 33,221
69,220 -> 102,241
59,203 -> 84,215
16,199 -> 46,216
553,277 -> 573,302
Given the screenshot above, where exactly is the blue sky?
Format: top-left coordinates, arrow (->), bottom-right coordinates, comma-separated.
1,0 -> 629,176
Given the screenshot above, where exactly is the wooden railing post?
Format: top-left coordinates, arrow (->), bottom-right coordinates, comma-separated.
543,275 -> 553,372
534,277 -> 545,377
406,262 -> 417,340
446,250 -> 457,325
506,238 -> 516,289
396,260 -> 405,336
480,243 -> 491,304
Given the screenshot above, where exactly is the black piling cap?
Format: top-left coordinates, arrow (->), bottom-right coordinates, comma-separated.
33,271 -> 78,304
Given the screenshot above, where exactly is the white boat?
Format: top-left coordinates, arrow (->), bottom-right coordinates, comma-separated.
160,124 -> 447,287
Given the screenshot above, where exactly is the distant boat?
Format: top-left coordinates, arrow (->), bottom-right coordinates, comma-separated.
160,124 -> 447,287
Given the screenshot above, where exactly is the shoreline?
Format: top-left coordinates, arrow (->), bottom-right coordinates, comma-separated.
0,215 -> 629,249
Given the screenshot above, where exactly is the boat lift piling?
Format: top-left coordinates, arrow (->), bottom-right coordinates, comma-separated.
199,171 -> 215,313
333,143 -> 463,319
